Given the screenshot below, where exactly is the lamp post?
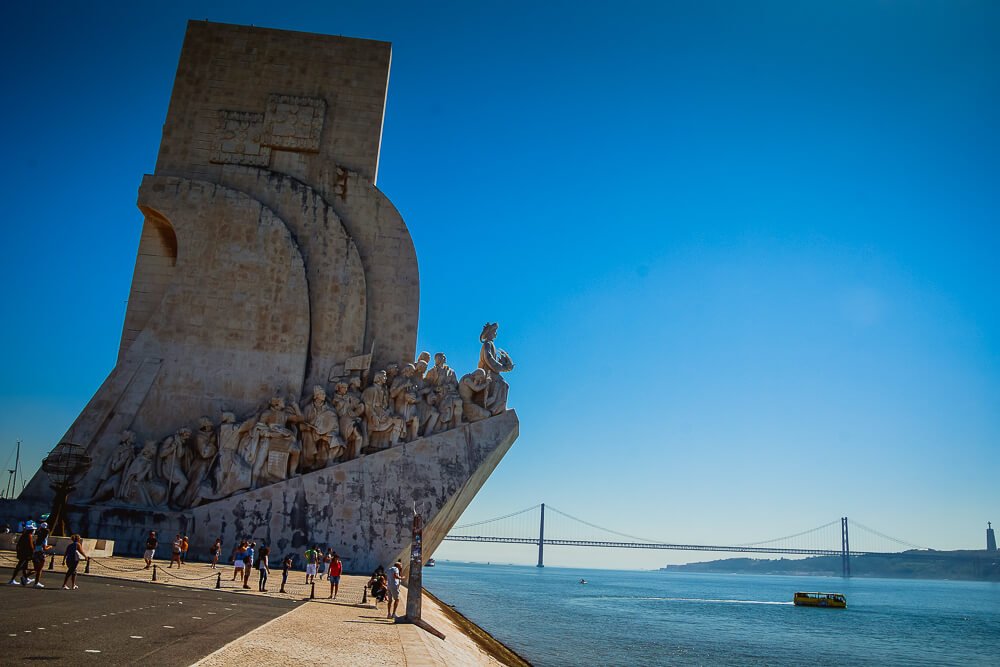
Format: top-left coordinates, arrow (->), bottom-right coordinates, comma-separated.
41,442 -> 92,537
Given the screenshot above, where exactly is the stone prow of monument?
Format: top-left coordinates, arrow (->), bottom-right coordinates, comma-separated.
10,21 -> 519,572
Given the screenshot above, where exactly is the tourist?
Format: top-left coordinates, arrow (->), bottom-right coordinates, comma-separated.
320,547 -> 330,579
369,571 -> 388,605
325,547 -> 335,578
210,537 -> 222,568
243,541 -> 256,589
232,540 -> 247,581
61,534 -> 88,590
30,522 -> 54,588
304,545 -> 319,584
386,560 -> 403,618
258,546 -> 270,592
327,552 -> 342,599
180,535 -> 189,564
169,533 -> 182,568
9,522 -> 36,585
143,531 -> 157,569
280,554 -> 292,593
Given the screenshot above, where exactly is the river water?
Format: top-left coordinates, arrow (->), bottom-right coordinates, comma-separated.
423,562 -> 999,666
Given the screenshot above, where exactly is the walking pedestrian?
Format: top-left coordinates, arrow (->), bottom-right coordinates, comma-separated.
386,560 -> 403,619
258,546 -> 270,592
169,533 -> 182,568
8,522 -> 36,585
61,534 -> 88,590
210,537 -> 222,569
30,523 -> 54,588
180,535 -> 189,564
143,531 -> 157,569
327,552 -> 342,599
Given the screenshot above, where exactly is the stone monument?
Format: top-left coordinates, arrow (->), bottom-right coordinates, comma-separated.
11,21 -> 519,572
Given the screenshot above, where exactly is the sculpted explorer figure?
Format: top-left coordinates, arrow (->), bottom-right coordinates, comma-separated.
159,428 -> 193,507
361,370 -> 403,452
425,353 -> 463,431
180,417 -> 218,507
213,411 -> 254,498
294,386 -> 343,470
247,396 -> 300,487
478,322 -> 515,415
88,430 -> 136,503
333,381 -> 365,460
119,440 -> 167,507
459,369 -> 492,422
412,356 -> 439,437
390,363 -> 421,442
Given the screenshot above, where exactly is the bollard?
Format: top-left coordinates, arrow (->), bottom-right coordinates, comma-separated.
152,564 -> 158,582
361,586 -> 368,604
310,581 -> 315,599
216,572 -> 221,589
48,553 -> 55,571
85,558 -> 91,574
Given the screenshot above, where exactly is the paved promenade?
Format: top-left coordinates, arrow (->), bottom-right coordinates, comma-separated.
1,553 -> 512,666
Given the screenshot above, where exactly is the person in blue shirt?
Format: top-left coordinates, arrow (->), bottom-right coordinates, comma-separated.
242,541 -> 256,589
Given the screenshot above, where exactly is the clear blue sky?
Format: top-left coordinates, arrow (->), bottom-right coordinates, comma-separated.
1,1 -> 997,568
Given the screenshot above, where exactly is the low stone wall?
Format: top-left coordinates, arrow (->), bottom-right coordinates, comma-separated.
0,533 -> 115,557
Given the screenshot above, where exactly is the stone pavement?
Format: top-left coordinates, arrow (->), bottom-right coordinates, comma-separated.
1,552 -> 509,666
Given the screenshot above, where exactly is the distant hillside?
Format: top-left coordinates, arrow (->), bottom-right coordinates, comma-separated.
662,551 -> 1000,581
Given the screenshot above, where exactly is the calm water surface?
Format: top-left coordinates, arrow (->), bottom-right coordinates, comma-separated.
424,562 -> 999,666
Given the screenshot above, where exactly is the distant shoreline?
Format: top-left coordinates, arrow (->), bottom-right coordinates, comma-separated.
661,551 -> 1000,582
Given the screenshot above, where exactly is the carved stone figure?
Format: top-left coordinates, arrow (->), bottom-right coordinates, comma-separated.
412,357 -> 439,437
459,369 -> 492,422
390,363 -> 421,442
361,370 -> 403,452
478,322 -> 515,415
212,411 -> 254,498
294,385 -> 343,470
159,428 -> 193,507
119,440 -> 167,507
180,417 -> 218,507
425,352 -> 463,431
333,381 -> 365,460
247,396 -> 300,487
88,430 -> 136,503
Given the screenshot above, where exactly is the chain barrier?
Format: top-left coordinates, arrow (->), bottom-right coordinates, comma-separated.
157,566 -> 224,582
87,557 -> 152,574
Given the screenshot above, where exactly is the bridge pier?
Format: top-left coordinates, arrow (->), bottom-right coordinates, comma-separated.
537,503 -> 545,567
841,517 -> 851,578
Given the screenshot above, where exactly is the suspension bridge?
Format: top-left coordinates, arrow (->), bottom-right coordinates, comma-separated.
443,503 -> 939,576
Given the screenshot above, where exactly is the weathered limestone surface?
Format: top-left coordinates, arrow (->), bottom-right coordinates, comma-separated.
188,410 -> 518,572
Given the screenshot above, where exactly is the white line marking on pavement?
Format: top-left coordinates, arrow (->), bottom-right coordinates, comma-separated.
85,649 -> 101,653
192,616 -> 202,619
130,636 -> 143,639
163,625 -> 174,629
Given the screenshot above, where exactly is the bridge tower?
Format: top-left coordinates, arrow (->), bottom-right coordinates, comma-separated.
841,517 -> 851,577
537,503 -> 545,567
987,522 -> 996,553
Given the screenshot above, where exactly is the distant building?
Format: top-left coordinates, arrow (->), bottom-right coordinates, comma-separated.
988,522 -> 997,553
